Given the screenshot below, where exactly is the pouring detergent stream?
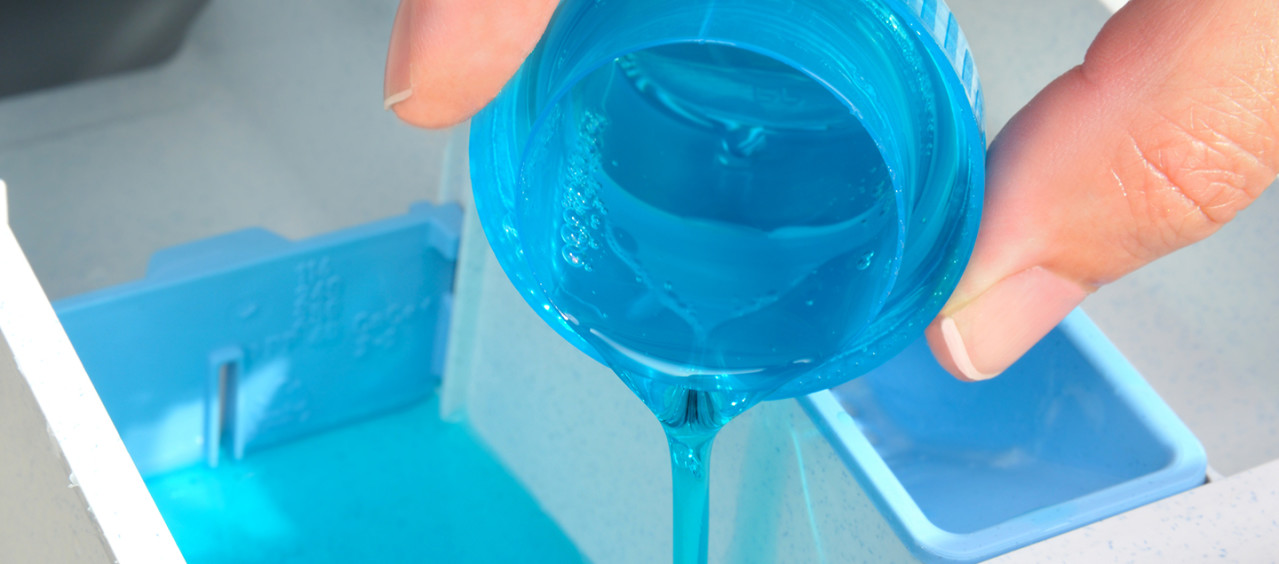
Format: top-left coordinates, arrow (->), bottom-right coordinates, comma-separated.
469,1 -> 985,561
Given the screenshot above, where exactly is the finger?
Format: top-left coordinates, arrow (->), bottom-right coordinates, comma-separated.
384,0 -> 560,128
927,0 -> 1279,381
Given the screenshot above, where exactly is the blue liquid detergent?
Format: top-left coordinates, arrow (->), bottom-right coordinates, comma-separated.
144,397 -> 584,563
515,43 -> 899,563
472,1 -> 984,561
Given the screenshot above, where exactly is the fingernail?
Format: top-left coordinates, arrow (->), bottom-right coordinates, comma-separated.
937,316 -> 995,381
384,0 -> 415,110
927,267 -> 1089,381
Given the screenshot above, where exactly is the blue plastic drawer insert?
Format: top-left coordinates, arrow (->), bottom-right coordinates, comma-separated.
54,203 -> 585,563
56,203 -> 462,475
804,311 -> 1207,562
51,202 -> 1205,562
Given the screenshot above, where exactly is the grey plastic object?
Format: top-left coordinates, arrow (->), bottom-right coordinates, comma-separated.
0,0 -> 208,99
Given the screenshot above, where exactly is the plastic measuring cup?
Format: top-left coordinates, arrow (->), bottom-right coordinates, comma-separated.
470,0 -> 985,398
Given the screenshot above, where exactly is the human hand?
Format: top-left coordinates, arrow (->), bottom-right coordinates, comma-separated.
924,0 -> 1278,380
382,0 -> 559,127
382,0 -> 1279,381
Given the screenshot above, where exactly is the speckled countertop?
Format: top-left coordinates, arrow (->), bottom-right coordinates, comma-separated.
996,460 -> 1279,561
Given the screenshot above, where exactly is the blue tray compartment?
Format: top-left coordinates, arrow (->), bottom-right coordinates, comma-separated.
805,311 -> 1207,562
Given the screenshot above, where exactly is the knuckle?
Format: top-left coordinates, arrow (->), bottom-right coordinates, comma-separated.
1114,83 -> 1278,256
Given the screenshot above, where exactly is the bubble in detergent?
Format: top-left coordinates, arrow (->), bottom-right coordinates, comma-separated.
857,251 -> 875,271
554,113 -> 611,271
562,247 -> 587,269
561,225 -> 585,248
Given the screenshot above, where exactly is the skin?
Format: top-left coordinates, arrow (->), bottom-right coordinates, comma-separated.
384,0 -> 1279,381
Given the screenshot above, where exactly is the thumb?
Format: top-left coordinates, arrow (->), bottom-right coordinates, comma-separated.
384,0 -> 560,128
928,0 -> 1279,381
